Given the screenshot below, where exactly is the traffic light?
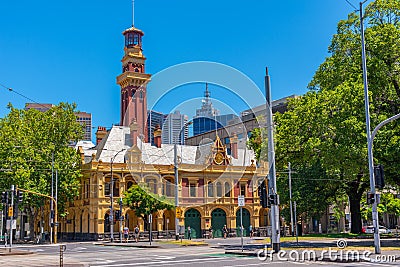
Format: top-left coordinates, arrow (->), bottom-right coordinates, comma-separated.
374,164 -> 385,189
268,194 -> 279,205
258,180 -> 268,208
1,191 -> 6,204
367,192 -> 375,205
17,191 -> 23,203
115,210 -> 121,221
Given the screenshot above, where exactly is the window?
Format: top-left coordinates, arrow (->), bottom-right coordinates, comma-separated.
224,182 -> 230,197
105,177 -> 111,196
146,178 -> 157,194
85,181 -> 90,199
189,182 -> 196,197
216,182 -> 222,197
134,34 -> 139,45
126,181 -> 134,190
240,183 -> 246,197
224,137 -> 230,144
208,182 -> 214,197
165,179 -> 173,196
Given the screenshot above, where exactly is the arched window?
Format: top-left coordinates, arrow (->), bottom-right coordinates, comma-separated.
208,182 -> 214,197
216,182 -> 222,197
127,181 -> 134,190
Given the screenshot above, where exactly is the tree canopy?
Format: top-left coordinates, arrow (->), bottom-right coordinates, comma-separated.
249,0 -> 400,234
0,102 -> 83,238
123,184 -> 174,222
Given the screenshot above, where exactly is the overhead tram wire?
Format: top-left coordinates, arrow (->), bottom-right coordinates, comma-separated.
344,0 -> 358,11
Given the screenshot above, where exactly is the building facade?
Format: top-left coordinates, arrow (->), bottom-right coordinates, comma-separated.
57,126 -> 268,240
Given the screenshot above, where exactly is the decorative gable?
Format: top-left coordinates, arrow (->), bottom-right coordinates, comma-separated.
208,135 -> 230,165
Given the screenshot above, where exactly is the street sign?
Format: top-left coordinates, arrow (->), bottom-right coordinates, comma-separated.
149,214 -> 152,223
238,195 -> 245,207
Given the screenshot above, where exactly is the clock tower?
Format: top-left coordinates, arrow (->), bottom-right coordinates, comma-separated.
116,24 -> 151,142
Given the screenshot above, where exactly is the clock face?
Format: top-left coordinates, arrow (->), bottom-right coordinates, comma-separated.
215,152 -> 224,165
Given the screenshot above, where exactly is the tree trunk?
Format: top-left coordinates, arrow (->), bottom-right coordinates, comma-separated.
28,207 -> 36,240
349,193 -> 362,234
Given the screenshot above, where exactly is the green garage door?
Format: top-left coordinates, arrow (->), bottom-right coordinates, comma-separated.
211,208 -> 227,238
236,208 -> 250,236
184,209 -> 201,238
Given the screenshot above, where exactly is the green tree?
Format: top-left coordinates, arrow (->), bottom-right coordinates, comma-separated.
0,103 -> 83,239
273,0 -> 400,234
123,184 -> 174,227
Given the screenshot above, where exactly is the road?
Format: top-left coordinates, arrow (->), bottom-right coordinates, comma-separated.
0,240 -> 398,266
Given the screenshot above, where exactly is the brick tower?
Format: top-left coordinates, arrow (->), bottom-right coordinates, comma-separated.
116,23 -> 151,142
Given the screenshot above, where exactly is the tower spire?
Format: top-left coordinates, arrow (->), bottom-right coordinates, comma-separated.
132,0 -> 135,26
205,82 -> 210,99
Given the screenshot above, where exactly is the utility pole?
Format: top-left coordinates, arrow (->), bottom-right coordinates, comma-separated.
288,162 -> 294,237
174,143 -> 179,241
9,185 -> 14,251
294,201 -> 298,244
360,0 -> 381,254
265,67 -> 280,252
50,151 -> 54,244
110,149 -> 124,242
119,197 -> 123,243
55,170 -> 58,244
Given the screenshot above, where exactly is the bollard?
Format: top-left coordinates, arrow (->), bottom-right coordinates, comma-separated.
59,245 -> 66,267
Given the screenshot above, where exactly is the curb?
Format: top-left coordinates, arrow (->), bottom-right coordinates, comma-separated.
94,242 -> 161,248
0,249 -> 34,256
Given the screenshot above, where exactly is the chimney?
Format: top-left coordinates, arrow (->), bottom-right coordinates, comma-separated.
95,126 -> 107,145
230,133 -> 238,159
130,119 -> 139,146
153,124 -> 162,148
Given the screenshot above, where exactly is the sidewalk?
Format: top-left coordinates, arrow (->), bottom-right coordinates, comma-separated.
222,237 -> 400,262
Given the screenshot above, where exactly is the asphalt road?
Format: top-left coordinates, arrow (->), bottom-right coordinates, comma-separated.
0,240 -> 398,267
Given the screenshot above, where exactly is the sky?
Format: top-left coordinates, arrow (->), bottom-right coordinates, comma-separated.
0,0 -> 357,138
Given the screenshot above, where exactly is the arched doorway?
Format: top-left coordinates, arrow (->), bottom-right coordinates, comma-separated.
236,208 -> 251,236
211,208 -> 226,238
184,209 -> 201,239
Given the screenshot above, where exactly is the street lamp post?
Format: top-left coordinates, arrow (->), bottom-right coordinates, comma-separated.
360,1 -> 380,254
110,149 -> 125,243
174,121 -> 192,240
265,67 -> 280,252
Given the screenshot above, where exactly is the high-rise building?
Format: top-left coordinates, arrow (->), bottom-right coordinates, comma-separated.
195,83 -> 220,118
76,112 -> 92,141
193,84 -> 239,136
147,110 -> 165,145
116,23 -> 151,142
25,103 -> 92,141
162,110 -> 188,145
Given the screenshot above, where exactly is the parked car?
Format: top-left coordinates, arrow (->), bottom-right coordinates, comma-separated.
364,225 -> 392,234
379,226 -> 392,234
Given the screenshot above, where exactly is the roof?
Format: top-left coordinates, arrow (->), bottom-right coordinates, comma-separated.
83,126 -> 256,167
122,26 -> 144,35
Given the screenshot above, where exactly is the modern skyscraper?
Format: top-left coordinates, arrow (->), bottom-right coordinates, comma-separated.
147,110 -> 165,145
116,23 -> 151,142
162,111 -> 188,145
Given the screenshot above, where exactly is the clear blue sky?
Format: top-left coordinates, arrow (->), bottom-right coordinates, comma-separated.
0,0 -> 355,135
